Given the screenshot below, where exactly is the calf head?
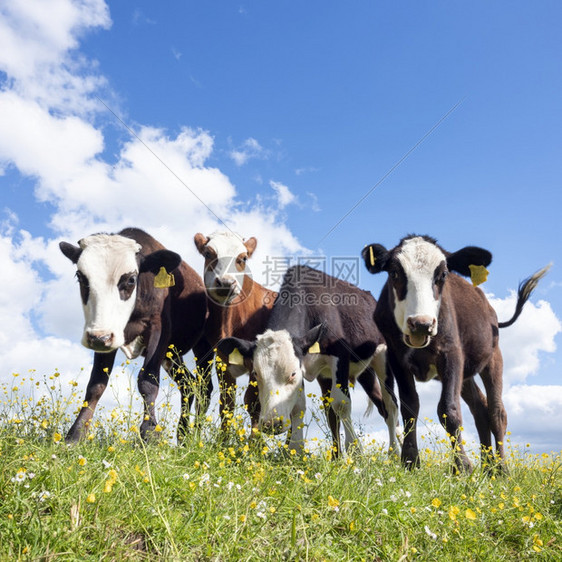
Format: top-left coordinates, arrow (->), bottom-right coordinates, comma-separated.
60,233 -> 181,352
362,235 -> 491,348
194,231 -> 257,305
217,325 -> 324,433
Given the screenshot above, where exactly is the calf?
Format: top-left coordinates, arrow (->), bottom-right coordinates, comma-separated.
60,227 -> 209,442
217,265 -> 400,456
362,234 -> 550,472
194,231 -> 277,430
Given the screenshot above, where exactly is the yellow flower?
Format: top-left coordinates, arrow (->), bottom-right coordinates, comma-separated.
431,498 -> 441,508
327,495 -> 340,511
53,432 -> 62,443
78,455 -> 87,466
86,493 -> 96,504
465,508 -> 477,520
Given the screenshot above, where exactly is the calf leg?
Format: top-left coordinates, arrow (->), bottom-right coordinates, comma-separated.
287,383 -> 306,454
66,351 -> 116,442
194,344 -> 214,420
437,355 -> 472,473
370,345 -> 400,453
138,323 -> 172,440
480,348 -> 508,471
218,367 -> 237,429
461,377 -> 493,466
317,376 -> 341,457
331,354 -> 362,454
244,370 -> 260,434
388,351 -> 421,468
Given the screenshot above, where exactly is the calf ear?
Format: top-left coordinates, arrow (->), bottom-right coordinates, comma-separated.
140,250 -> 182,275
296,323 -> 326,355
216,337 -> 256,368
362,244 -> 389,274
59,241 -> 82,264
194,233 -> 209,255
446,246 -> 492,277
244,237 -> 258,257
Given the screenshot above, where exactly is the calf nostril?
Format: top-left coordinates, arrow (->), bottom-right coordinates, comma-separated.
87,332 -> 114,347
407,316 -> 435,334
215,277 -> 235,289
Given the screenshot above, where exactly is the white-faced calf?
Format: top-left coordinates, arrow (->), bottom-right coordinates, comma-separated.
217,265 -> 400,456
60,228 -> 209,442
194,231 -> 277,430
362,234 -> 549,472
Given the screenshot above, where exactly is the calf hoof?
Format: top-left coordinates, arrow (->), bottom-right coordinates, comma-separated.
139,420 -> 157,441
452,457 -> 473,475
65,433 -> 81,445
401,446 -> 420,469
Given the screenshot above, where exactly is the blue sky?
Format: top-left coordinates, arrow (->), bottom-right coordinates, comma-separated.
0,1 -> 560,452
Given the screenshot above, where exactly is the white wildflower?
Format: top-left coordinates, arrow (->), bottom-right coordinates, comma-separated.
424,525 -> 437,540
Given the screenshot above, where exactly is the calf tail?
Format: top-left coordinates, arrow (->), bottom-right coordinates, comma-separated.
498,264 -> 551,328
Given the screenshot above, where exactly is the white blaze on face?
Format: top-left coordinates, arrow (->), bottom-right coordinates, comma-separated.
394,237 -> 446,347
252,330 -> 304,433
204,232 -> 248,303
76,234 -> 141,351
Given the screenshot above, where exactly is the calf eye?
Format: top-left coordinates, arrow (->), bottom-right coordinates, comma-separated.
435,269 -> 448,285
75,271 -> 89,287
118,272 -> 138,301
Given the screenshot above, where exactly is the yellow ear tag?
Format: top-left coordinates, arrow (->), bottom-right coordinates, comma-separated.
154,267 -> 175,288
307,342 -> 321,354
369,245 -> 375,267
469,264 -> 489,287
228,348 -> 244,366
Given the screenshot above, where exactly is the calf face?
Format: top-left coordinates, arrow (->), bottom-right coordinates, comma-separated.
194,232 -> 257,304
218,325 -> 324,433
60,233 -> 180,352
363,235 -> 491,348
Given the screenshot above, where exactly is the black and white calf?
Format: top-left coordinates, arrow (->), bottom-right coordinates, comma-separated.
217,265 -> 399,455
60,228 -> 209,442
362,235 -> 550,472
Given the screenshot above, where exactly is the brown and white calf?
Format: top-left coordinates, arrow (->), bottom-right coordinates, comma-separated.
194,231 -> 277,430
217,265 -> 400,456
362,234 -> 549,472
60,227 -> 209,442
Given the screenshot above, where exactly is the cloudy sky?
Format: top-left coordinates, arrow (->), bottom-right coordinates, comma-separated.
1,1 -> 561,454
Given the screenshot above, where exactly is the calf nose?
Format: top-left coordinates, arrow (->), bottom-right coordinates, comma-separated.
215,277 -> 236,290
407,315 -> 436,335
86,331 -> 114,350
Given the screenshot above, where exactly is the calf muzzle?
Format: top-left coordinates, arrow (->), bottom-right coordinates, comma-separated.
404,316 -> 436,348
86,331 -> 115,352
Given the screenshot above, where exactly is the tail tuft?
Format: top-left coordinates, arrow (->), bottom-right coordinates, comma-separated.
499,263 -> 552,328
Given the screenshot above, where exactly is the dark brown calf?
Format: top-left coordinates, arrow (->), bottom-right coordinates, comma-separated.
60,228 -> 209,442
362,234 -> 549,472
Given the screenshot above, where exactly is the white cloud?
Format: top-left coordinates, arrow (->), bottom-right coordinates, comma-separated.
0,0 -> 110,114
270,180 -> 296,208
488,292 -> 561,386
229,137 -> 266,166
503,385 -> 562,452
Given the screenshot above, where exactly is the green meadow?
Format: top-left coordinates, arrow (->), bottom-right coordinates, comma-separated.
1,366 -> 561,561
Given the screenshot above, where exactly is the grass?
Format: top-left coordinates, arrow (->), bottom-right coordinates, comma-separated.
1,367 -> 561,561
